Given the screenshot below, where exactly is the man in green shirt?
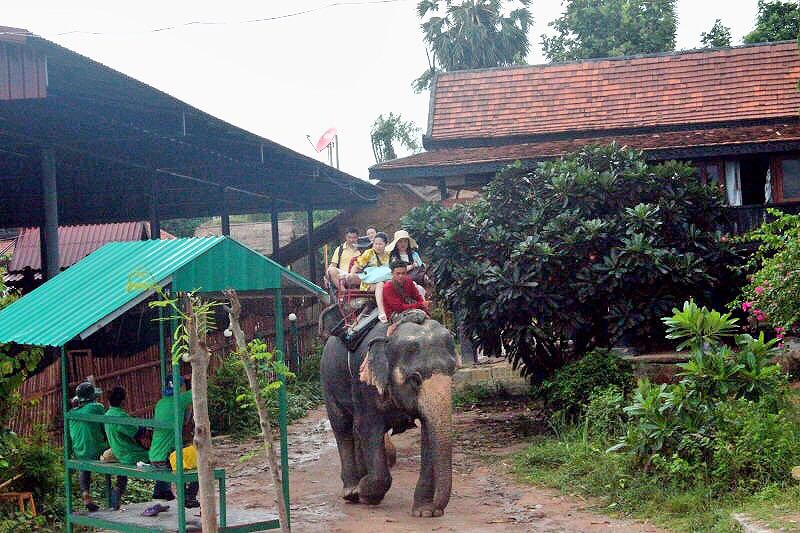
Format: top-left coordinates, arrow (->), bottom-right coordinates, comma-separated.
69,381 -> 106,512
149,375 -> 199,508
104,386 -> 148,510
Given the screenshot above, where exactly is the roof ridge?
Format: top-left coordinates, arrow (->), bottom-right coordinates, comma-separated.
436,40 -> 799,79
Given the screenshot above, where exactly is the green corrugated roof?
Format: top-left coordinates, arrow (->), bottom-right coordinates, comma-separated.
0,237 -> 324,347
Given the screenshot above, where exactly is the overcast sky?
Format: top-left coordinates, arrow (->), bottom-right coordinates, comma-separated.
4,1 -> 764,180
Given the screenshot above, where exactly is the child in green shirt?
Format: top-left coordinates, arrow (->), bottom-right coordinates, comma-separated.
104,386 -> 148,510
69,381 -> 106,512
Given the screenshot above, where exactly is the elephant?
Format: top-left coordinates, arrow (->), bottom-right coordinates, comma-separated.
319,306 -> 458,517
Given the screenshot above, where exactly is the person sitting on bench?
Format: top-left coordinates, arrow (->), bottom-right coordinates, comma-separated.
69,381 -> 107,512
104,386 -> 149,510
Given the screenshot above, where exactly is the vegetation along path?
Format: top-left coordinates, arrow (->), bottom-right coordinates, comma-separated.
215,401 -> 667,532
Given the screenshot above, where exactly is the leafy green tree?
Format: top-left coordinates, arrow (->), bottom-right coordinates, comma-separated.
541,0 -> 677,63
413,0 -> 532,92
403,144 -> 742,382
0,271 -> 42,428
743,0 -> 800,44
701,19 -> 733,48
370,113 -> 421,163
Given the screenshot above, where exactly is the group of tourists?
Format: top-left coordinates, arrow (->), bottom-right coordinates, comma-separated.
325,227 -> 428,322
69,375 -> 197,514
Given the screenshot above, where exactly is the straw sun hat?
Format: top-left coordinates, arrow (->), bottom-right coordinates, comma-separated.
385,230 -> 418,252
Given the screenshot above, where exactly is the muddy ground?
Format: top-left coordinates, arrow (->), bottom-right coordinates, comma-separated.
215,400 -> 667,532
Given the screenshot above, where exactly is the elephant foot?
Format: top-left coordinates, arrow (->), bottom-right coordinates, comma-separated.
341,485 -> 359,503
411,504 -> 444,518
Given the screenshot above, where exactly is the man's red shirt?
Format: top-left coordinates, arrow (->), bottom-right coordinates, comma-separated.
383,276 -> 427,317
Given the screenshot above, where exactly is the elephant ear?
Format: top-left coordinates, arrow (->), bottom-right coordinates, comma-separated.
360,337 -> 390,395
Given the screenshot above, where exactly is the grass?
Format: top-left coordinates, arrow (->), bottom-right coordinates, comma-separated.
512,425 -> 800,532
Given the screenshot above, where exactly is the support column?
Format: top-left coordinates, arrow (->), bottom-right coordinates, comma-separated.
271,201 -> 280,264
273,289 -> 291,528
40,147 -> 59,280
306,207 -> 316,282
438,179 -> 448,202
149,174 -> 161,240
220,187 -> 230,236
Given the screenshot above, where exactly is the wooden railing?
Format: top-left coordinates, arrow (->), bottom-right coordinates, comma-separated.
724,201 -> 800,234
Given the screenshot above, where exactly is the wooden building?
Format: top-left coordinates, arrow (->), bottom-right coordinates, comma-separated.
370,41 -> 800,231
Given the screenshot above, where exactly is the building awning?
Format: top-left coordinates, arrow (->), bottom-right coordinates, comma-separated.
0,237 -> 324,347
0,28 -> 379,227
370,121 -> 800,182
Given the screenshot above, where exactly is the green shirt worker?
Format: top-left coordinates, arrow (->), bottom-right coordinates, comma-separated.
104,386 -> 149,510
69,381 -> 106,512
149,375 -> 199,508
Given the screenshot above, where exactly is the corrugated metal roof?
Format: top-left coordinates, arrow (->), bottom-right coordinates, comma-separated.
9,222 -> 146,272
0,35 -> 47,101
0,237 -> 323,347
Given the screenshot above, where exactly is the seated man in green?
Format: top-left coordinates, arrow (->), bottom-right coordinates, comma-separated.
69,381 -> 106,512
104,386 -> 149,510
149,375 -> 199,508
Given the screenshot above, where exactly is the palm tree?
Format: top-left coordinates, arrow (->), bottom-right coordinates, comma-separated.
370,113 -> 421,163
413,0 -> 532,92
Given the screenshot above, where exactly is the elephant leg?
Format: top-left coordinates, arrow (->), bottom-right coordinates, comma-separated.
412,422 -> 436,516
354,419 -> 392,505
326,401 -> 361,502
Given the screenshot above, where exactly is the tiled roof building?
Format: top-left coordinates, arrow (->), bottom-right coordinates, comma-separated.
371,41 -> 800,219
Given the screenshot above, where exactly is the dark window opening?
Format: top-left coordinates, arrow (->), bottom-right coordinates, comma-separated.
740,156 -> 769,205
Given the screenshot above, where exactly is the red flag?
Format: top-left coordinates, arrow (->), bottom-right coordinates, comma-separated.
314,127 -> 337,152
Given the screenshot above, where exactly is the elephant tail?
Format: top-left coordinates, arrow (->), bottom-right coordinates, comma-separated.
384,434 -> 397,469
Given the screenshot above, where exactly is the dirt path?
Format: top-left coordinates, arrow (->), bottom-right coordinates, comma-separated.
215,402 -> 668,532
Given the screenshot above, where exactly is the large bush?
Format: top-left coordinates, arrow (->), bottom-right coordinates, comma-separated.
404,144 -> 741,381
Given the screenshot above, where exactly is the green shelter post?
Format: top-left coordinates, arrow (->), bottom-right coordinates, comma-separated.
61,346 -> 74,533
273,288 -> 291,528
158,306 -> 167,390
173,361 -> 186,531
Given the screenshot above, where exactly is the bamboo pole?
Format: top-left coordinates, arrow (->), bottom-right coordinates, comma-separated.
224,289 -> 290,533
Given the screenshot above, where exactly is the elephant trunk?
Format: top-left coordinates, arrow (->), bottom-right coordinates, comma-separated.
418,373 -> 453,512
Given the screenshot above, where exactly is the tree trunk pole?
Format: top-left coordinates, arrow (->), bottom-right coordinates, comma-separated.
185,297 -> 219,533
224,290 -> 290,533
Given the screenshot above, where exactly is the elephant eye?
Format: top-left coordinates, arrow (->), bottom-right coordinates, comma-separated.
407,372 -> 422,390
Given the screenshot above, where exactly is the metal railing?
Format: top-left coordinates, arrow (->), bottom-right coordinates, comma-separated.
724,201 -> 800,234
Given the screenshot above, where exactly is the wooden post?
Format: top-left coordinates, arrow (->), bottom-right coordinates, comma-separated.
60,346 -> 73,533
225,290 -> 290,533
149,174 -> 161,240
271,201 -> 280,264
40,147 -> 59,280
306,207 -> 316,283
438,179 -> 448,202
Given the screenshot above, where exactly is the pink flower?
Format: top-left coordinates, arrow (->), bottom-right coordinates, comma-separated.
755,286 -> 764,295
776,326 -> 786,335
753,309 -> 766,322
742,301 -> 753,312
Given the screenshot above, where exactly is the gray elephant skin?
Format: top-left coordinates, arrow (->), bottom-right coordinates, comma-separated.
320,316 -> 457,517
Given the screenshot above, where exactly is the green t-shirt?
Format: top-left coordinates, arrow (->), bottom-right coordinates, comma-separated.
69,402 -> 106,460
104,406 -> 149,465
148,391 -> 193,462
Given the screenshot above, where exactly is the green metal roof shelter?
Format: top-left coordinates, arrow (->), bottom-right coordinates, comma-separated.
0,236 -> 323,533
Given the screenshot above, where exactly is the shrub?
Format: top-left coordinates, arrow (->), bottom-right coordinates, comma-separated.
609,301 -> 794,494
208,349 -> 323,438
710,398 -> 800,491
584,385 -> 627,439
403,144 -> 742,382
538,349 -> 633,417
733,209 -> 800,336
